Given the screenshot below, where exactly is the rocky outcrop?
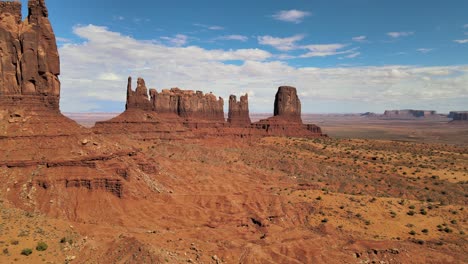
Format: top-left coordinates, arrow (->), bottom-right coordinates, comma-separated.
249,86 -> 324,138
228,94 -> 251,127
274,86 -> 302,122
383,110 -> 437,119
126,77 -> 152,111
449,111 -> 468,121
126,77 -> 225,122
177,90 -> 224,121
0,0 -> 60,109
106,79 -> 324,139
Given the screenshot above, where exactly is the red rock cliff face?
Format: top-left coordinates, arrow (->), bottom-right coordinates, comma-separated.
177,90 -> 224,121
126,77 -> 225,122
0,0 -> 60,109
228,94 -> 251,127
274,86 -> 302,123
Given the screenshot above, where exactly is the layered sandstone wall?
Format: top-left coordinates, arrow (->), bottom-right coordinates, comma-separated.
0,0 -> 60,109
126,77 -> 225,122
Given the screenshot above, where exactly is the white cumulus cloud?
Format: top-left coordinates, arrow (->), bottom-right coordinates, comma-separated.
59,25 -> 468,113
258,34 -> 305,51
272,10 -> 311,24
215,35 -> 249,42
352,36 -> 367,42
387,31 -> 414,38
160,34 -> 188,47
454,39 -> 468,44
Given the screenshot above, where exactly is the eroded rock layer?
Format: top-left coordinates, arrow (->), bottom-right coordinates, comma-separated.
0,0 -> 60,109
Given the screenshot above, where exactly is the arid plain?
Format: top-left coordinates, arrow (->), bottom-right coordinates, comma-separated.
1,0 -> 467,263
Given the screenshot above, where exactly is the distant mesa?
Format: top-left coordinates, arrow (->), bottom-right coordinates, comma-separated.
0,0 -> 60,110
449,111 -> 468,121
360,112 -> 377,117
382,109 -> 439,119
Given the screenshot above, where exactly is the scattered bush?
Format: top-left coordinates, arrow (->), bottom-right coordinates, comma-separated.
422,229 -> 429,233
407,210 -> 415,216
21,248 -> 32,256
36,242 -> 48,251
321,218 -> 328,223
409,230 -> 416,235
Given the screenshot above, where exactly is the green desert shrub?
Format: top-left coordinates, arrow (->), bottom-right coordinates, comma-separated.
21,248 -> 32,256
36,242 -> 48,251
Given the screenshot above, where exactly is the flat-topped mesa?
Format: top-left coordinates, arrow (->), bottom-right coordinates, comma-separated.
449,111 -> 468,121
228,94 -> 251,127
126,77 -> 152,111
383,110 -> 437,118
274,86 -> 302,123
0,0 -> 60,110
151,87 -> 224,122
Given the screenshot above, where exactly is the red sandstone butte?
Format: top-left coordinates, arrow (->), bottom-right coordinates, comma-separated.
274,86 -> 302,123
125,77 -> 225,122
0,0 -> 60,110
251,86 -> 323,137
228,94 -> 251,127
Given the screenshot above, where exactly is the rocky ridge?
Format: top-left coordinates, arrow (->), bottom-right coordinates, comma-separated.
97,77 -> 324,139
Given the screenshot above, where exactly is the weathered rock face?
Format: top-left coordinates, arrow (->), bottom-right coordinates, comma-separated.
113,80 -> 324,138
227,94 -> 251,127
248,86 -> 324,138
0,0 -> 60,109
274,86 -> 302,122
126,77 -> 225,122
177,90 -> 224,121
449,111 -> 468,121
126,77 -> 152,111
383,110 -> 437,119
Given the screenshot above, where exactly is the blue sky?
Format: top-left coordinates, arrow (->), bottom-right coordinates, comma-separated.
21,0 -> 468,113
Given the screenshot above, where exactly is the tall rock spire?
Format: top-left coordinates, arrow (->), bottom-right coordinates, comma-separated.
0,0 -> 61,109
228,94 -> 251,127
